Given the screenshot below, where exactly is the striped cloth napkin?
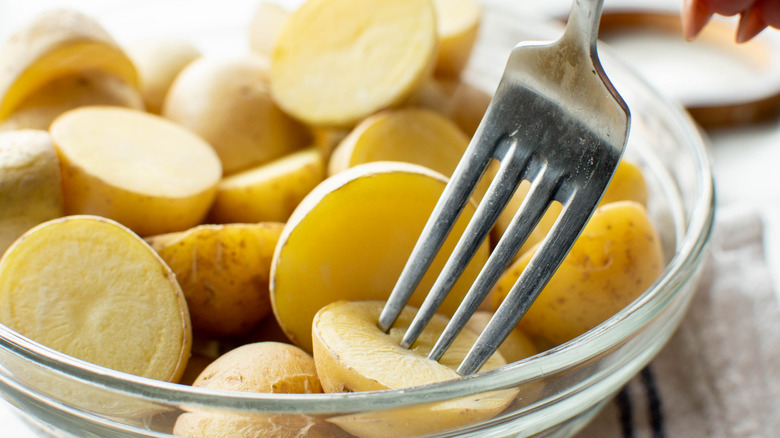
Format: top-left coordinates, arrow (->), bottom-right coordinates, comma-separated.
578,207 -> 780,437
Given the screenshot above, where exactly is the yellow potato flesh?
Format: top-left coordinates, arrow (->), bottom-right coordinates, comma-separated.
0,130 -> 64,255
313,301 -> 506,392
0,71 -> 144,132
328,108 -> 469,177
271,162 -> 490,353
492,160 -> 649,257
147,223 -> 284,337
271,0 -> 438,126
209,148 -> 325,224
432,0 -> 482,76
313,300 -> 512,438
126,37 -> 201,114
163,56 -> 308,175
0,9 -> 137,120
0,215 -> 191,382
50,106 -> 222,236
491,201 -> 664,345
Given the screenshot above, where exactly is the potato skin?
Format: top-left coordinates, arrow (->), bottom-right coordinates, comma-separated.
173,342 -> 339,438
0,130 -> 64,254
491,201 -> 664,345
147,223 -> 284,336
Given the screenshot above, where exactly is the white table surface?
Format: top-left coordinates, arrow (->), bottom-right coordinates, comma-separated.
2,0 -> 780,436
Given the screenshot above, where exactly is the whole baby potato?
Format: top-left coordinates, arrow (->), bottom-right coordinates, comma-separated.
146,222 -> 284,337
173,342 -> 345,438
491,201 -> 664,345
162,56 -> 310,175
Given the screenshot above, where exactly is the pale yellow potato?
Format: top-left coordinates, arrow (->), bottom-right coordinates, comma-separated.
327,108 -> 494,201
432,0 -> 482,77
491,201 -> 664,346
209,148 -> 325,224
270,162 -> 490,353
248,1 -> 290,59
0,130 -> 63,255
0,71 -> 144,132
146,223 -> 284,337
126,37 -> 201,114
270,0 -> 438,126
465,311 -> 538,364
50,106 -> 222,237
314,300 -> 513,438
163,56 -> 309,175
491,160 -> 649,258
0,9 -> 138,120
328,108 -> 469,177
0,215 -> 191,382
173,342 -> 339,438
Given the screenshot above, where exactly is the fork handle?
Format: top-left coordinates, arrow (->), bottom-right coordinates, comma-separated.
563,0 -> 605,54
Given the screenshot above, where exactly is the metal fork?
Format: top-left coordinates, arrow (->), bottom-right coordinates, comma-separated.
377,0 -> 630,375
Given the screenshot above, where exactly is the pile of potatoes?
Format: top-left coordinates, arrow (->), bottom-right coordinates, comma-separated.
0,1 -> 664,437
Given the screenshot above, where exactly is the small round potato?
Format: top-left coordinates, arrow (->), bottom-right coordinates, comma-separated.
163,56 -> 310,175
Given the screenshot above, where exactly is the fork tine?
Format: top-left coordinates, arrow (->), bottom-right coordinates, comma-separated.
456,189 -> 601,375
377,130 -> 498,333
426,161 -> 562,361
398,138 -> 532,349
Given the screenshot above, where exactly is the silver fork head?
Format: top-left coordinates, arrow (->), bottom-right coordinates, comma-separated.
379,0 -> 630,376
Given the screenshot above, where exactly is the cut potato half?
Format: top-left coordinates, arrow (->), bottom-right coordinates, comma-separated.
209,148 -> 325,224
432,0 -> 482,76
146,223 -> 284,337
0,9 -> 137,120
50,106 -> 222,236
270,0 -> 438,126
328,108 -> 468,177
0,130 -> 63,254
314,300 -> 513,438
271,162 -> 490,353
0,71 -> 144,132
0,215 -> 191,382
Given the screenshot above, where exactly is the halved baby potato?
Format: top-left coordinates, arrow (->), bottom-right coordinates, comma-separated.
328,108 -> 469,177
163,56 -> 309,175
50,106 -> 222,236
0,9 -> 137,120
0,71 -> 144,132
209,148 -> 325,224
0,215 -> 191,382
270,162 -> 490,352
146,222 -> 284,337
314,300 -> 513,438
270,0 -> 438,126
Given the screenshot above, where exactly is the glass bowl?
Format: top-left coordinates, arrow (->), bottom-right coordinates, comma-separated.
0,1 -> 715,437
